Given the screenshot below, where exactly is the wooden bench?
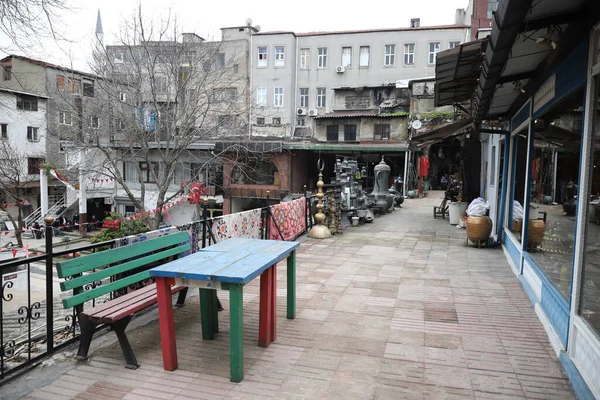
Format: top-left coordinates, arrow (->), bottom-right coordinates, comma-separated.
56,231 -> 191,369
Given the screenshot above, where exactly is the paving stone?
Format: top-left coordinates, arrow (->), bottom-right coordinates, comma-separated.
21,192 -> 576,399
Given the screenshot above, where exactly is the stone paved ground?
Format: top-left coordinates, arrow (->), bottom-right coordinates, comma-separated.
20,192 -> 575,399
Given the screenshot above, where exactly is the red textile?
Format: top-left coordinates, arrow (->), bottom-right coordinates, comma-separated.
419,156 -> 430,177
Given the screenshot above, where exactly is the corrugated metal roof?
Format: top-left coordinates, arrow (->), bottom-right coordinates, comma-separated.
313,110 -> 408,119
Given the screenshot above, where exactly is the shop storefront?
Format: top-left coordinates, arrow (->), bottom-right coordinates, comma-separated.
499,29 -> 600,398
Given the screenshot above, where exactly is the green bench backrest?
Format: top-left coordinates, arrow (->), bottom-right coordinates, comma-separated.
57,231 -> 191,309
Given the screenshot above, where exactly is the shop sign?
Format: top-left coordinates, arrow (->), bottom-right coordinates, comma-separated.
533,74 -> 555,113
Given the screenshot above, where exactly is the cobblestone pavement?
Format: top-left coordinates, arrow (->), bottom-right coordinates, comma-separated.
19,192 -> 575,399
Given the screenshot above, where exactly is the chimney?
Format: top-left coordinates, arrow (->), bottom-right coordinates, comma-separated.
410,18 -> 420,28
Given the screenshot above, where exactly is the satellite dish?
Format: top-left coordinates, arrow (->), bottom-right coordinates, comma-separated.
255,25 -> 261,32
411,120 -> 422,130
246,18 -> 253,26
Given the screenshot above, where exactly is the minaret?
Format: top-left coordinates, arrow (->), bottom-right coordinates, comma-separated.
95,9 -> 104,43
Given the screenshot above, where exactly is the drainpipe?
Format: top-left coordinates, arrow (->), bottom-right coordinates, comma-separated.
293,34 -> 299,138
248,28 -> 253,139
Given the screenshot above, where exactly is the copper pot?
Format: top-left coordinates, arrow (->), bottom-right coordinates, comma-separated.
527,219 -> 545,248
466,216 -> 493,241
512,219 -> 523,234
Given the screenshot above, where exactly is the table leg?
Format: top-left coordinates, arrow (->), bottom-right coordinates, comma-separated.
229,284 -> 244,382
259,266 -> 272,347
200,288 -> 217,340
287,250 -> 296,319
156,277 -> 177,371
271,263 -> 277,342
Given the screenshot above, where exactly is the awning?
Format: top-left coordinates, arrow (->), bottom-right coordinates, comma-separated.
410,118 -> 473,146
313,110 -> 379,119
434,39 -> 487,107
283,142 -> 409,152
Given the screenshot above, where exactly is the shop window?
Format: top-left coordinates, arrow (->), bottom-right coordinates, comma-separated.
580,75 -> 600,335
509,132 -> 528,243
523,89 -> 584,300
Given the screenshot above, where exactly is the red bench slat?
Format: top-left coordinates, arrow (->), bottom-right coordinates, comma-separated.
81,284 -> 185,324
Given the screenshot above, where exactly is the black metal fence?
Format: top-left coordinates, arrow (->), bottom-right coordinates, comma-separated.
0,195 -> 314,382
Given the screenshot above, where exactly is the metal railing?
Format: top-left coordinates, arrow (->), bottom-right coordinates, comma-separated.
0,194 -> 314,383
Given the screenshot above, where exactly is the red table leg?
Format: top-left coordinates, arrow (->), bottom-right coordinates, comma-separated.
259,267 -> 272,347
156,277 -> 178,371
271,263 -> 277,342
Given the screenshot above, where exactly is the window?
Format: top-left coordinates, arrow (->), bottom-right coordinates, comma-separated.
155,76 -> 167,93
318,47 -> 327,68
27,158 -> 43,175
16,95 -> 38,111
374,124 -> 390,140
139,162 -> 158,183
26,126 -> 39,141
233,64 -> 239,73
56,75 -> 65,90
123,161 -> 138,183
274,87 -> 283,107
218,115 -> 235,130
68,77 -> 80,94
272,117 -> 281,125
114,53 -> 124,63
213,88 -> 237,102
256,87 -> 267,106
342,46 -> 352,67
384,44 -> 396,66
300,48 -> 310,69
216,53 -> 225,68
1,124 -> 7,139
275,46 -> 285,67
359,46 -> 370,67
344,125 -> 357,141
404,43 -> 415,65
326,125 -> 339,142
449,41 -> 460,49
119,92 -> 127,102
89,116 -> 99,129
299,88 -> 309,108
83,79 -> 94,97
116,119 -> 125,130
258,46 -> 268,67
428,42 -> 441,64
297,118 -> 305,126
2,66 -> 11,81
59,111 -> 72,125
317,88 -> 326,108
256,117 -> 265,125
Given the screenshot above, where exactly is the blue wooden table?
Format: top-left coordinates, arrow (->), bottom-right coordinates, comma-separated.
150,238 -> 299,382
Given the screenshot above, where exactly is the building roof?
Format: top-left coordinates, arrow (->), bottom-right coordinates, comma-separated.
0,55 -> 99,79
254,24 -> 468,38
0,87 -> 49,99
313,110 -> 408,119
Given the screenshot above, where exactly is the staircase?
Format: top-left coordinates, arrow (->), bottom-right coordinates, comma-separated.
23,169 -> 80,227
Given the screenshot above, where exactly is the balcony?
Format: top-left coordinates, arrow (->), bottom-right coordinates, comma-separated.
1,193 -> 576,399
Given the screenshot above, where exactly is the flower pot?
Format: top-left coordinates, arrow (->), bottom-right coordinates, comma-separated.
466,216 -> 492,241
527,219 -> 545,248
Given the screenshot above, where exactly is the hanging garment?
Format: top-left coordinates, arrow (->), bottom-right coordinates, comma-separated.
419,156 -> 430,177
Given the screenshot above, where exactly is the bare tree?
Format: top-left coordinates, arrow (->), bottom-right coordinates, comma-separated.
0,139 -> 41,247
56,6 -> 255,230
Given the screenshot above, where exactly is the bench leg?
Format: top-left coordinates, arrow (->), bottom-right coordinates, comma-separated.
176,287 -> 188,307
287,250 -> 296,319
156,276 -> 178,371
271,263 -> 277,342
200,289 -> 218,340
111,316 -> 139,370
229,284 -> 244,382
76,314 -> 97,361
259,266 -> 273,347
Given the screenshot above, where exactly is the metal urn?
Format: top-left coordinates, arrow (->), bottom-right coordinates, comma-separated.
371,156 -> 392,213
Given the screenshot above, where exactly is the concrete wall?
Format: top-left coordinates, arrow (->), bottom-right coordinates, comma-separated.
314,116 -> 407,142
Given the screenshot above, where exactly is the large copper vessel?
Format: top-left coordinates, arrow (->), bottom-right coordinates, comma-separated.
466,216 -> 492,243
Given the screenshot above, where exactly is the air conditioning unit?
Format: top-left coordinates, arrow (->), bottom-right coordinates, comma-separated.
297,108 -> 307,116
308,109 -> 318,116
336,66 -> 346,73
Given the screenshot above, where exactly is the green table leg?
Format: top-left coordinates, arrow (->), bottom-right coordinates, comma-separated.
200,288 -> 217,340
229,284 -> 244,382
287,250 -> 296,319
212,291 -> 219,333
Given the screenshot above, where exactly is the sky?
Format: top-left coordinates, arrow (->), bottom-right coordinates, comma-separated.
1,0 -> 469,72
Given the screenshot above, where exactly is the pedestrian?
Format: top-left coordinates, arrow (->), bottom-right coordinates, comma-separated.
440,174 -> 448,190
